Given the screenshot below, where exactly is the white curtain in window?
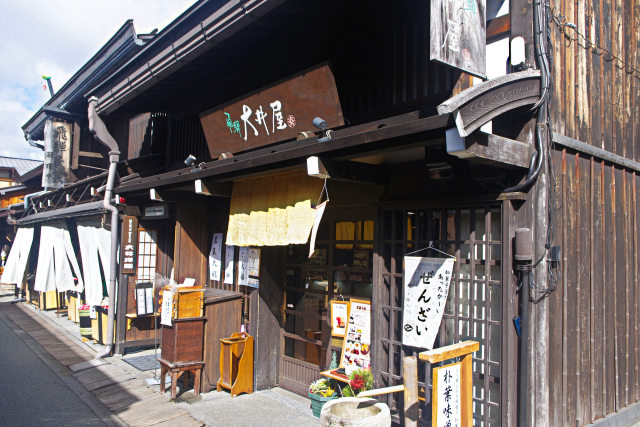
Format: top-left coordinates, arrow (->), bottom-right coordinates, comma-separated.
34,223 -> 84,293
0,227 -> 35,285
76,222 -> 112,306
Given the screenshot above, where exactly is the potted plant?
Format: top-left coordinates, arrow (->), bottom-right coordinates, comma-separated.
308,378 -> 339,417
340,368 -> 374,397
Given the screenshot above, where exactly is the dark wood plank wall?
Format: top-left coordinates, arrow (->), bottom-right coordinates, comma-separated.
546,0 -> 640,423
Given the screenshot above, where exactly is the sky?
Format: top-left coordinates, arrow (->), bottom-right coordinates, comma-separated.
0,0 -> 194,161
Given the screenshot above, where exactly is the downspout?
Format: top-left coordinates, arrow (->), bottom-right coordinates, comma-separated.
87,96 -> 120,359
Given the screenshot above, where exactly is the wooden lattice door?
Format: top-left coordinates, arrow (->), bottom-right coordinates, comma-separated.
374,205 -> 504,426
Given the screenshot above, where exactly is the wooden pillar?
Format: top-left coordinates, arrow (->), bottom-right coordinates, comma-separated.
403,356 -> 418,427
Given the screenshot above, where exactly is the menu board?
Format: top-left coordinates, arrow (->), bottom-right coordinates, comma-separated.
330,300 -> 349,337
340,299 -> 371,376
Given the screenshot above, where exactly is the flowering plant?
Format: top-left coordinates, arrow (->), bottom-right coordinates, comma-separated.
79,304 -> 90,310
309,378 -> 338,398
341,369 -> 374,397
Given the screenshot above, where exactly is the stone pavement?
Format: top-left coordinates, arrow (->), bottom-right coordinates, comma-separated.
0,290 -> 320,427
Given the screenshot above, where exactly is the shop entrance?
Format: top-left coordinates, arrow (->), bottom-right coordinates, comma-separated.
374,205 -> 504,425
278,211 -> 375,395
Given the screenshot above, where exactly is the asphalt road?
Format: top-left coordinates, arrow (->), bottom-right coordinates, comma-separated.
0,302 -> 111,426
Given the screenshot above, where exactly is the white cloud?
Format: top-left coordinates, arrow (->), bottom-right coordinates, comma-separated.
0,0 -> 194,160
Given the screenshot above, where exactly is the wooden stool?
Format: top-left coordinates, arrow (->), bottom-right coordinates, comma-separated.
157,357 -> 204,399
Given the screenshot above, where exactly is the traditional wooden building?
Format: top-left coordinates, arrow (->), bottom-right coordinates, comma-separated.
10,0 -> 640,425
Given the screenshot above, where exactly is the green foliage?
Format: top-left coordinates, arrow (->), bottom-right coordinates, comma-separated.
340,369 -> 374,397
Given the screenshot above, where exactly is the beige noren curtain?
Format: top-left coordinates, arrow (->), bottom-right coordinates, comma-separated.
226,170 -> 324,247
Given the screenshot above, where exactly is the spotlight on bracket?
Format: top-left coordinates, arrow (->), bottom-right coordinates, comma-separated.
184,154 -> 197,167
313,117 -> 333,143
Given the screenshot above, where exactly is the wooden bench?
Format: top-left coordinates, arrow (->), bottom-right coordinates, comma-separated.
157,357 -> 204,399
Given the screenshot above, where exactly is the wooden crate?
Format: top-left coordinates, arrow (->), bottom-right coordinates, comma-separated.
161,286 -> 205,319
174,287 -> 204,318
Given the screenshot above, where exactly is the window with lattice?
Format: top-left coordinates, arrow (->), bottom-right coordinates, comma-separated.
136,229 -> 158,283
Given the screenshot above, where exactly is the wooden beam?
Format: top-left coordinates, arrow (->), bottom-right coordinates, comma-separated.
71,122 -> 80,170
306,156 -> 385,183
419,340 -> 479,364
78,151 -> 105,159
194,179 -> 232,197
497,191 -> 527,201
446,129 -> 534,168
357,385 -> 406,398
487,13 -> 511,44
116,113 -> 453,194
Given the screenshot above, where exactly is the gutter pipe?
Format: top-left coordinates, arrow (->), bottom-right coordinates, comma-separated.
87,96 -> 120,359
503,0 -> 550,193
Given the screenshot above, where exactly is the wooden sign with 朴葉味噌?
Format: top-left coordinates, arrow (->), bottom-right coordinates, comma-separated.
432,361 -> 462,427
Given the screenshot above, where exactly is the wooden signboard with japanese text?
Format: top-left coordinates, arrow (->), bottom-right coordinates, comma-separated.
433,362 -> 462,427
430,0 -> 486,78
120,215 -> 138,274
43,119 -> 73,189
199,63 -> 344,157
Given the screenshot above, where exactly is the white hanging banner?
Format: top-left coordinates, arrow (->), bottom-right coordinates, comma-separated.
308,200 -> 328,258
1,227 -> 34,285
224,245 -> 235,284
402,257 -> 455,349
238,247 -> 249,287
209,233 -> 223,281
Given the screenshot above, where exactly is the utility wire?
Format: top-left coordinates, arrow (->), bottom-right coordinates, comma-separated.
550,7 -> 640,80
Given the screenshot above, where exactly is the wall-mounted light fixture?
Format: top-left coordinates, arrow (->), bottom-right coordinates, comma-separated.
184,154 -> 197,167
313,117 -> 333,143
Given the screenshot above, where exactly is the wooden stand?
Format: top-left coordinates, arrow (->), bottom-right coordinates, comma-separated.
161,317 -> 205,363
217,332 -> 253,397
158,357 -> 203,400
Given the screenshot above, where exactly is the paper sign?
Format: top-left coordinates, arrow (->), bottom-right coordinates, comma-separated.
224,245 -> 235,284
209,233 -> 223,281
145,287 -> 154,314
402,257 -> 455,349
246,248 -> 260,288
136,288 -> 146,315
90,305 -> 97,319
331,300 -> 349,337
180,278 -> 196,287
238,247 -> 249,287
434,362 -> 462,427
340,299 -> 371,376
161,291 -> 174,326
